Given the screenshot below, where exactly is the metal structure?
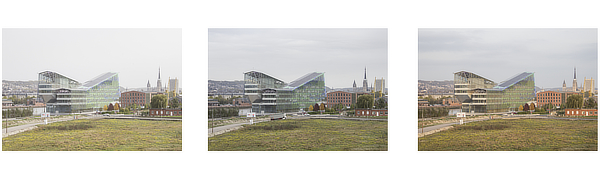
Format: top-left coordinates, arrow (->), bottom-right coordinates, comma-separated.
38,71 -> 120,113
243,71 -> 326,113
454,71 -> 535,113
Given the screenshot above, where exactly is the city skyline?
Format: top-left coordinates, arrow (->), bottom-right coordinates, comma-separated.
208,28 -> 388,89
2,28 -> 182,89
419,28 -> 598,89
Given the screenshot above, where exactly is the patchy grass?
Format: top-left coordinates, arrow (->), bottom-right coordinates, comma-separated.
209,119 -> 387,151
419,119 -> 597,151
2,119 -> 182,151
208,117 -> 249,128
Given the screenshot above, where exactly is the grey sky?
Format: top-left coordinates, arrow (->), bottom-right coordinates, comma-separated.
419,28 -> 598,89
2,28 -> 182,89
208,28 -> 388,89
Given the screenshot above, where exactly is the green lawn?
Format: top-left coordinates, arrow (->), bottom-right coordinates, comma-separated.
209,119 -> 387,151
419,119 -> 597,151
2,119 -> 182,151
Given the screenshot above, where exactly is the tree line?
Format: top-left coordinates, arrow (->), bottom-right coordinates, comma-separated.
2,108 -> 34,118
208,107 -> 239,118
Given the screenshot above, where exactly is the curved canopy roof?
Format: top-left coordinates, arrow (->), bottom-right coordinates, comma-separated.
491,72 -> 534,91
283,72 -> 324,90
82,72 -> 118,88
243,70 -> 285,84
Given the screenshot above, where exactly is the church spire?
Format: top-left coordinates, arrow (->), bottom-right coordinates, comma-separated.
159,67 -> 161,80
364,67 -> 367,79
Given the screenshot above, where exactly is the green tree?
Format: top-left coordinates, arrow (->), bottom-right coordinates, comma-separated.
170,98 -> 181,108
375,98 -> 387,109
350,103 -> 355,110
565,94 -> 584,109
584,98 -> 597,109
357,94 -> 374,109
151,94 -> 168,108
542,103 -> 554,110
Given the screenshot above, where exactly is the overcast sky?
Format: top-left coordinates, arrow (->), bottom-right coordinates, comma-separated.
208,28 -> 388,89
419,28 -> 598,89
2,28 -> 182,89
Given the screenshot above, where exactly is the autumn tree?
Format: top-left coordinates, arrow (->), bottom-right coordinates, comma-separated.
309,105 -> 313,111
523,103 -> 529,112
114,103 -> 120,110
108,103 -> 114,111
319,103 -> 325,111
519,105 -> 523,111
313,103 -> 320,111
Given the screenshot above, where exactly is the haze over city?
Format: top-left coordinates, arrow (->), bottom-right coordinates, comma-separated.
419,28 -> 598,89
208,28 -> 388,89
2,28 -> 182,89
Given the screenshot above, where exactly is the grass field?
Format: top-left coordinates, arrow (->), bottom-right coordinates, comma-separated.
2,119 -> 182,151
209,119 -> 387,151
419,119 -> 597,151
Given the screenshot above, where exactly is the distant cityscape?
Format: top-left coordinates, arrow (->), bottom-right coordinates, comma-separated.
3,67 -> 182,115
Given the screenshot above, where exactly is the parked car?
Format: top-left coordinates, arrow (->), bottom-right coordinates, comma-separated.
103,114 -> 110,116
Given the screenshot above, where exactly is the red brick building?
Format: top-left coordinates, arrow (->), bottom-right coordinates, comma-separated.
120,91 -> 147,108
327,91 -> 351,108
355,108 -> 388,117
149,108 -> 182,116
565,108 -> 597,116
536,91 -> 562,108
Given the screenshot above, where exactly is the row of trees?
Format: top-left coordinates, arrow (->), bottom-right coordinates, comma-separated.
208,107 -> 239,118
517,95 -> 597,113
2,108 -> 33,118
418,107 -> 449,118
149,94 -> 181,109
209,95 -> 241,105
418,95 -> 451,105
2,95 -> 35,105
357,95 -> 387,109
564,95 -> 597,109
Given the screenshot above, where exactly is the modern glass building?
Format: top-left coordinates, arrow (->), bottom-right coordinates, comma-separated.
454,71 -> 535,113
38,71 -> 120,113
243,71 -> 326,113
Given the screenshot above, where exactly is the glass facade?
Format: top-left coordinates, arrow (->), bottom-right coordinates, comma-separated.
38,71 -> 120,113
243,71 -> 326,113
454,71 -> 535,113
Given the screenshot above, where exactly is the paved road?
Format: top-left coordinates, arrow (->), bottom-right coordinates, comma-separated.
418,118 -> 489,133
2,117 -> 88,137
208,119 -> 269,134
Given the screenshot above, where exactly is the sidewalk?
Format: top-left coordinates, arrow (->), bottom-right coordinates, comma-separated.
2,115 -> 98,137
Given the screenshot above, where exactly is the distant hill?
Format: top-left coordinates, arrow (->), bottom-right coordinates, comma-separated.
208,80 -> 245,93
2,80 -> 38,94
